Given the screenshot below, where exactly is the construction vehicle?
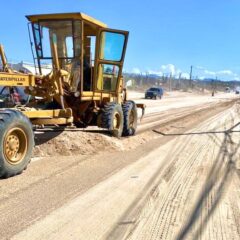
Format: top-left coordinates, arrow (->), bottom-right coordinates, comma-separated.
0,13 -> 145,178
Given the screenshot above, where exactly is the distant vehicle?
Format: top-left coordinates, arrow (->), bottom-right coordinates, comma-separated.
145,87 -> 163,99
225,87 -> 230,93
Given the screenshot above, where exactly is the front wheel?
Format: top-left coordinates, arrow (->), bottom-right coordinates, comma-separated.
122,101 -> 138,136
0,110 -> 34,178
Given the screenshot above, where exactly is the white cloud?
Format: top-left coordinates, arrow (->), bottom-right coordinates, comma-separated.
131,68 -> 141,74
160,64 -> 176,75
181,72 -> 190,79
204,70 -> 216,76
195,66 -> 205,70
148,70 -> 163,76
145,64 -> 188,78
200,67 -> 235,77
196,67 -> 239,80
130,65 -> 240,81
217,70 -> 233,75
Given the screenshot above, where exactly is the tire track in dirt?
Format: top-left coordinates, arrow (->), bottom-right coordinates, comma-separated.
125,134 -> 211,240
105,104 -> 238,240
176,113 -> 232,240
138,100 -> 236,133
3,99 -> 239,240
174,109 -> 240,240
110,104 -> 240,240
108,121 -> 215,239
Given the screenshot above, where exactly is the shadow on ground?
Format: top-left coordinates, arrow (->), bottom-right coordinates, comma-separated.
106,119 -> 240,240
152,121 -> 240,239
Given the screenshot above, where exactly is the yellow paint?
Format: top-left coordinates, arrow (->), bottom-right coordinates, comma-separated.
22,108 -> 72,119
0,73 -> 35,87
26,12 -> 107,28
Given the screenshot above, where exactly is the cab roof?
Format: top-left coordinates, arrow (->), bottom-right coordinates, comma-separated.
26,12 -> 107,28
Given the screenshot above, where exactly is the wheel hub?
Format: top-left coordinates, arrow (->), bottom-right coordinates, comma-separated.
113,112 -> 120,129
8,136 -> 19,151
4,128 -> 27,165
129,110 -> 134,127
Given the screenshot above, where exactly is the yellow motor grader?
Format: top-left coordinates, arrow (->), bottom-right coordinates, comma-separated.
0,13 -> 145,178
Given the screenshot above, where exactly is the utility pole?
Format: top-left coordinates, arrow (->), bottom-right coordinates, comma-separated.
189,65 -> 193,89
215,76 -> 217,92
169,73 -> 172,91
178,72 -> 182,90
211,79 -> 214,97
145,71 -> 149,85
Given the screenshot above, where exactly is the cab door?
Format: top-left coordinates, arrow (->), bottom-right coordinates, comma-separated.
94,28 -> 129,94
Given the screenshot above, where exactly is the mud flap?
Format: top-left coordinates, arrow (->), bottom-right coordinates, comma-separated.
136,103 -> 146,122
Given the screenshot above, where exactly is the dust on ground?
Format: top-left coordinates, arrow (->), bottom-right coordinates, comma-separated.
11,99 -> 240,240
33,98 -> 237,159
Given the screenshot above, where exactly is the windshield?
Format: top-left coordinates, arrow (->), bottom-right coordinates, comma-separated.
32,20 -> 82,73
99,31 -> 125,62
149,88 -> 160,91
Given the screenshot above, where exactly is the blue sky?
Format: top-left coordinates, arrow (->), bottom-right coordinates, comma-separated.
1,0 -> 240,80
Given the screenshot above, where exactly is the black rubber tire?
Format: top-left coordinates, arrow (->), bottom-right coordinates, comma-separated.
101,103 -> 124,138
122,101 -> 138,136
0,110 -> 34,178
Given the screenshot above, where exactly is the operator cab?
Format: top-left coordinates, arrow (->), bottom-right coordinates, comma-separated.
26,13 -> 128,95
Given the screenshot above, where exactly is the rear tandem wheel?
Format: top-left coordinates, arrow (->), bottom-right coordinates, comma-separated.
122,100 -> 138,136
101,103 -> 124,138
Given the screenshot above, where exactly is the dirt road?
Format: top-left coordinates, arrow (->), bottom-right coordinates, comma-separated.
33,92 -> 238,158
0,92 -> 239,240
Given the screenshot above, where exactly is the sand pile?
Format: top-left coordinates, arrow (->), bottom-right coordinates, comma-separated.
33,130 -> 124,158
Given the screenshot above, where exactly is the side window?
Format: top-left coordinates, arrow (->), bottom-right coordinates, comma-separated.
84,36 -> 96,67
90,36 -> 96,66
33,23 -> 42,58
73,20 -> 81,57
65,36 -> 73,58
99,31 -> 125,62
41,27 -> 51,58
